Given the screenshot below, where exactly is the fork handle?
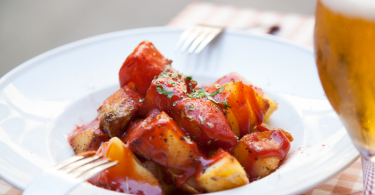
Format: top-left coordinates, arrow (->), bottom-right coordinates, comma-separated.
23,169 -> 81,195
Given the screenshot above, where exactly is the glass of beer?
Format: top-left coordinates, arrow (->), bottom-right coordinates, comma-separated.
314,0 -> 375,193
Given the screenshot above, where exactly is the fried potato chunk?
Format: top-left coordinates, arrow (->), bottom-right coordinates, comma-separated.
126,112 -> 248,193
119,41 -> 172,97
197,151 -> 249,192
71,127 -> 95,155
171,98 -> 238,150
127,112 -> 202,169
88,137 -> 164,195
98,85 -> 142,137
215,72 -> 278,121
69,119 -> 110,155
140,70 -> 187,116
205,81 -> 270,137
233,130 -> 291,180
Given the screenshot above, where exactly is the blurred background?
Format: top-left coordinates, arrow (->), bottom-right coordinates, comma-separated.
0,0 -> 317,77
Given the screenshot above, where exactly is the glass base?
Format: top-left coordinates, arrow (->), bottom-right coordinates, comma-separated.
358,147 -> 375,163
361,156 -> 375,195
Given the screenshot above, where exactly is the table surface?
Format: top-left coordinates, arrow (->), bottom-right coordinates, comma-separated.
1,1 -> 364,195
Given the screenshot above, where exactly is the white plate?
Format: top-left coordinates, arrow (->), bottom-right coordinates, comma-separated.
0,27 -> 359,195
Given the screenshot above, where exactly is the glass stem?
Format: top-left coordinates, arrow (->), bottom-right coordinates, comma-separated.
362,156 -> 375,195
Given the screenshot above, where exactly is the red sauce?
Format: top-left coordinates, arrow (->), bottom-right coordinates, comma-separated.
88,139 -> 163,195
205,82 -> 268,137
125,112 -> 227,190
85,128 -> 110,152
235,130 -> 291,180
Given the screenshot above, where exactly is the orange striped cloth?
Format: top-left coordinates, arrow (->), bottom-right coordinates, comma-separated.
167,2 -> 364,195
0,2 -> 364,195
167,2 -> 315,47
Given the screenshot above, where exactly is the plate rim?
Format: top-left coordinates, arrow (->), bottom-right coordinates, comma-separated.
0,26 -> 359,194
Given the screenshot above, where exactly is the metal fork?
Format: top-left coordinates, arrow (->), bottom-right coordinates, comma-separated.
23,152 -> 118,195
175,25 -> 223,54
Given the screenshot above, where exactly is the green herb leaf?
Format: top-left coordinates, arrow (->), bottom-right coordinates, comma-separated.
173,101 -> 178,106
159,72 -> 166,77
156,85 -> 173,99
189,105 -> 195,110
198,115 -> 205,124
134,85 -> 138,92
218,100 -> 231,109
186,76 -> 193,80
207,122 -> 214,128
210,86 -> 225,97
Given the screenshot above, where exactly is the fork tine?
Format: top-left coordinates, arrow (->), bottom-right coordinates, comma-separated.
59,155 -> 102,173
188,27 -> 211,54
69,159 -> 112,177
54,152 -> 95,170
76,161 -> 118,181
180,26 -> 204,53
175,26 -> 195,51
194,27 -> 223,54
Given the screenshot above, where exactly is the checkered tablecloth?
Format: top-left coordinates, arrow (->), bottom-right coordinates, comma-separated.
0,1 -> 364,195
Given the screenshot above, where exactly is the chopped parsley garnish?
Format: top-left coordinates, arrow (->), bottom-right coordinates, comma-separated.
169,80 -> 175,85
193,136 -> 198,140
189,105 -> 195,110
134,85 -> 138,92
232,80 -> 236,83
187,87 -> 231,110
218,100 -> 231,110
198,115 -> 205,124
156,85 -> 173,99
186,76 -> 193,80
173,101 -> 178,106
207,140 -> 212,145
210,86 -> 225,97
159,72 -> 166,77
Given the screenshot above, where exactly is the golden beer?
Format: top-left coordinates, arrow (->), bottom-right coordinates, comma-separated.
315,0 -> 375,158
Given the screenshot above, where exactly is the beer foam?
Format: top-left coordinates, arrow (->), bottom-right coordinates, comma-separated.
321,0 -> 375,21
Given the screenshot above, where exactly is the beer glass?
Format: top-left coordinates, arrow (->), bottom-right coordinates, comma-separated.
314,0 -> 375,193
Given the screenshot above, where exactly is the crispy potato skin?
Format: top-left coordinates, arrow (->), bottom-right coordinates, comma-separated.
197,151 -> 249,192
170,98 -> 238,150
70,120 -> 110,155
119,41 -> 171,97
233,130 -> 291,180
98,85 -> 142,137
205,82 -> 270,137
71,127 -> 95,155
140,74 -> 187,116
89,138 -> 164,195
